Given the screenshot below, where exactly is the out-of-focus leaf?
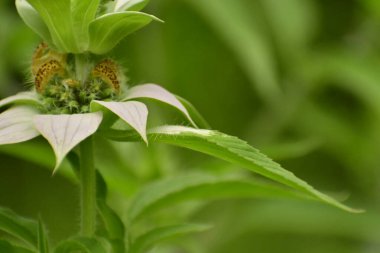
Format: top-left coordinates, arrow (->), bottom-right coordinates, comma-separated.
33,112 -> 103,172
262,138 -> 322,161
92,100 -> 148,143
97,201 -> 125,253
128,173 -> 304,222
114,0 -> 150,11
0,106 -> 40,145
260,0 -> 317,59
25,0 -> 79,52
15,0 -> 52,44
185,0 -> 281,105
0,207 -> 38,249
129,224 -> 211,253
88,12 -> 160,54
71,0 -> 100,50
37,219 -> 49,253
123,84 -> 196,127
0,92 -> 41,108
0,240 -> 36,253
54,237 -> 110,253
105,126 -> 361,213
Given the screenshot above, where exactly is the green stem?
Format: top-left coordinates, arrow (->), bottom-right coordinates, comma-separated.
80,136 -> 96,236
75,54 -> 88,83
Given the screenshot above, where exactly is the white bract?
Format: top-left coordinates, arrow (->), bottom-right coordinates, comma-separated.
0,84 -> 196,171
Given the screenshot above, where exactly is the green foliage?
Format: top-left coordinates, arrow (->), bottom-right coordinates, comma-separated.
106,126 -> 358,212
1,0 -> 376,252
0,207 -> 38,249
129,224 -> 210,253
89,12 -> 160,54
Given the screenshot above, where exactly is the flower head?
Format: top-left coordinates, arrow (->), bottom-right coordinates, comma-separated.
0,0 -> 195,172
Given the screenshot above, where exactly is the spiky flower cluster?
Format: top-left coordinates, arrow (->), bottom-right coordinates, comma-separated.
32,43 -> 123,114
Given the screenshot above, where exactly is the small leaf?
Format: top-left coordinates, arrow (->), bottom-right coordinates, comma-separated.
0,207 -> 38,249
71,0 -> 100,50
54,237 -> 110,253
33,112 -> 103,172
123,84 -> 196,127
114,0 -> 150,11
37,219 -> 49,253
15,0 -> 52,44
26,0 -> 79,52
129,224 -> 210,253
105,126 -> 361,213
0,92 -> 41,108
128,173 -> 305,222
88,11 -> 161,54
0,106 -> 40,145
92,100 -> 148,143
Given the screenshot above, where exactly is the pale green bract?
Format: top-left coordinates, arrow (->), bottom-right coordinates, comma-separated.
16,0 -> 158,53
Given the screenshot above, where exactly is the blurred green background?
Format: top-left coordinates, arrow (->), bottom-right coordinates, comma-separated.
1,0 -> 380,252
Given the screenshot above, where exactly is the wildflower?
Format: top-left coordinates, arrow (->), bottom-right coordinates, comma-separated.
0,0 -> 195,172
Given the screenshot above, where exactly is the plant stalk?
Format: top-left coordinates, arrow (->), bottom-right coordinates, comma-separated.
79,136 -> 96,236
75,54 -> 88,83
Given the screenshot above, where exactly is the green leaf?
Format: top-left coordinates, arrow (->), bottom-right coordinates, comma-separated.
88,11 -> 161,54
123,84 -> 196,127
15,0 -> 52,44
105,126 -> 361,213
0,207 -> 38,249
0,106 -> 40,145
71,0 -> 100,50
128,173 -> 304,222
33,112 -> 103,172
129,224 -> 210,253
0,92 -> 41,108
97,201 -> 125,253
114,0 -> 150,11
92,100 -> 148,144
54,237 -> 110,253
37,219 -> 49,253
25,0 -> 79,52
0,240 -> 36,253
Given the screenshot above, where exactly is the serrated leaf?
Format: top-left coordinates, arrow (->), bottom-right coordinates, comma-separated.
92,100 -> 148,143
129,224 -> 210,253
105,126 -> 361,213
15,0 -> 52,44
33,112 -> 103,172
0,207 -> 38,249
128,173 -> 305,222
0,240 -> 36,253
123,84 -> 196,127
0,92 -> 41,108
0,106 -> 40,145
114,0 -> 150,11
88,11 -> 160,54
25,0 -> 79,52
37,219 -> 49,253
54,237 -> 110,253
71,0 -> 100,50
